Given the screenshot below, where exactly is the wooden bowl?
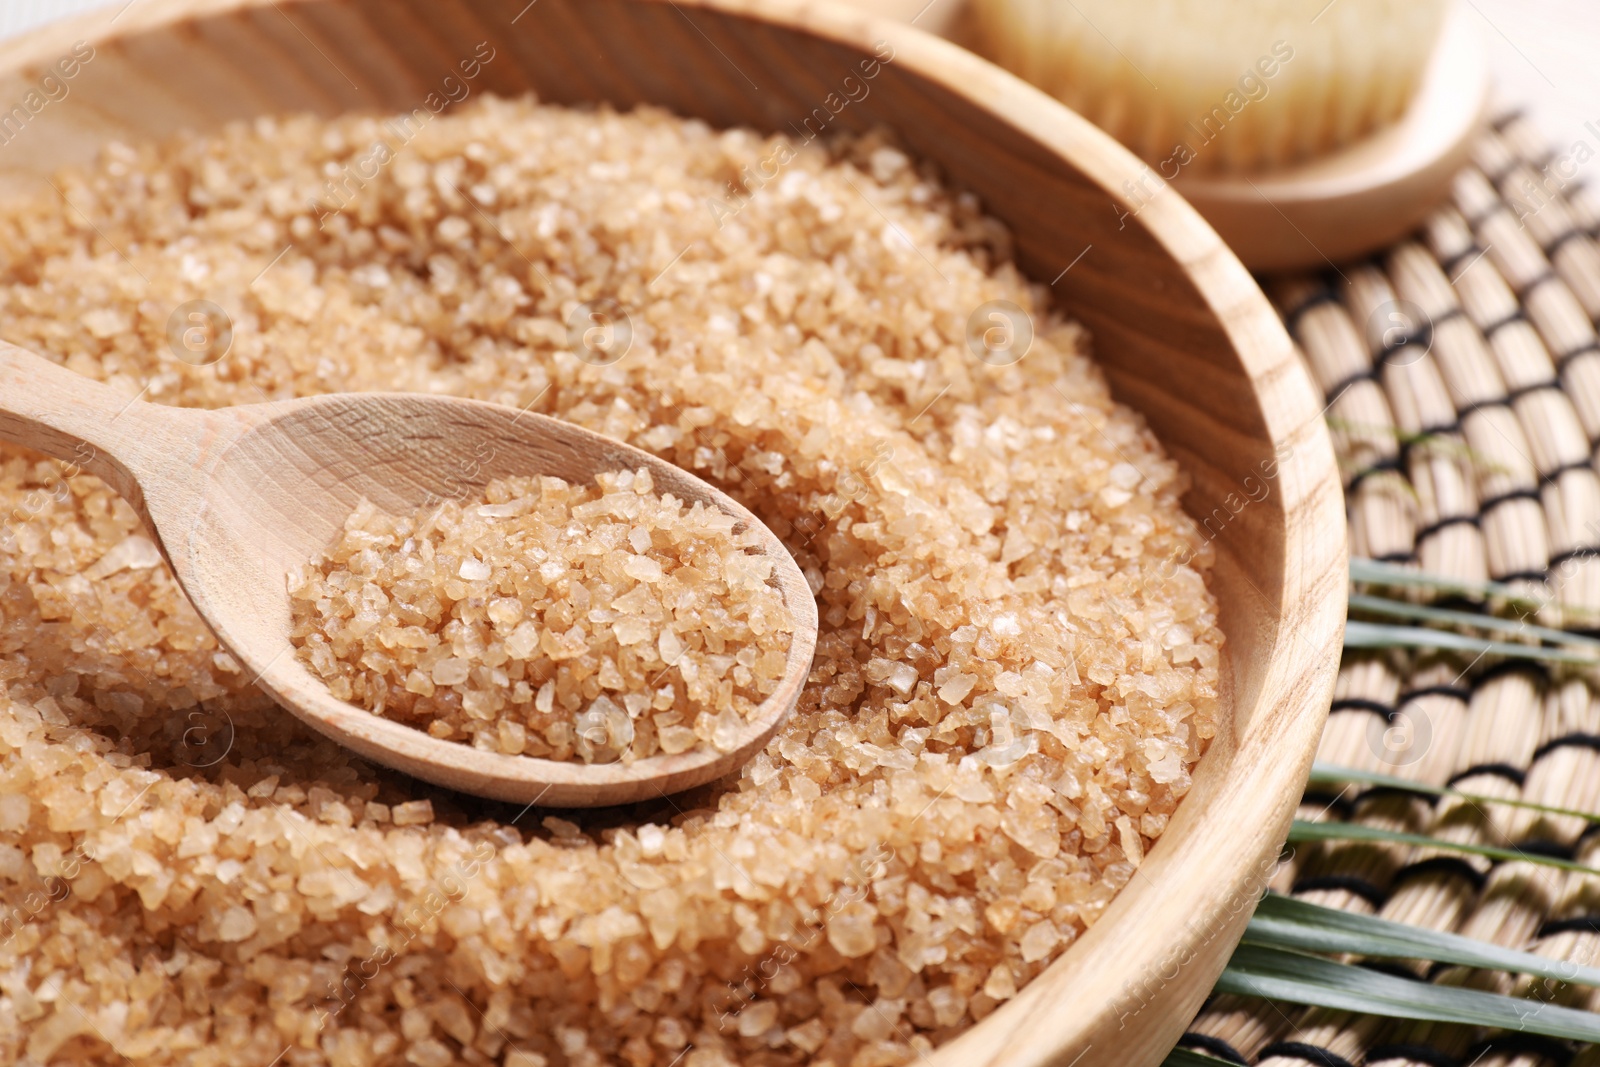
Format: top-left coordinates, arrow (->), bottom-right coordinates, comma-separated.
0,1 -> 1346,1063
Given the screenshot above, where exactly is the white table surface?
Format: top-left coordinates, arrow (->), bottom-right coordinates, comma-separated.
3,0 -> 1597,173
1468,0 -> 1599,137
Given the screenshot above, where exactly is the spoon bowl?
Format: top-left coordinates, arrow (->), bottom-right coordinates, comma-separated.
0,343 -> 818,806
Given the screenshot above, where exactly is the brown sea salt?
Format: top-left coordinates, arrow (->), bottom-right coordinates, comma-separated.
287,470 -> 794,762
0,95 -> 1222,1067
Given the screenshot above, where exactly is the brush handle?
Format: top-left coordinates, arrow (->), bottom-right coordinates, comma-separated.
0,342 -> 177,506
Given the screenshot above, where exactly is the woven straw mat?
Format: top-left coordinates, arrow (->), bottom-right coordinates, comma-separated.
1177,109 -> 1600,1067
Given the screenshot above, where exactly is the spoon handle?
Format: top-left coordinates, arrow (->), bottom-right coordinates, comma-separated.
0,341 -> 173,503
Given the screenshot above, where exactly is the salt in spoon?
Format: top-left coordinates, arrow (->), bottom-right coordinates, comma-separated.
0,343 -> 818,807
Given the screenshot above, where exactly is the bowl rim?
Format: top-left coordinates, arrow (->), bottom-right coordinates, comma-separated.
0,1 -> 1348,1063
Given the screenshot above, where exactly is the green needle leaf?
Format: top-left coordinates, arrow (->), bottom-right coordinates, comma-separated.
1347,592 -> 1600,650
1342,620 -> 1600,664
1289,820 -> 1598,875
1244,893 -> 1600,987
1217,944 -> 1600,1041
1309,761 -> 1600,825
1349,558 -> 1548,609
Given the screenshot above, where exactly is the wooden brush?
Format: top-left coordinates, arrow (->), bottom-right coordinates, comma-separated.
966,0 -> 1450,175
849,0 -> 1489,270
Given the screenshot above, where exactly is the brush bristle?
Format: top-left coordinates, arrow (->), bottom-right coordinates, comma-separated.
967,0 -> 1450,174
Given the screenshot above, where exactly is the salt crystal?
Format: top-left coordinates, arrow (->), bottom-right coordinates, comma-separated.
724,553 -> 772,591
458,558 -> 491,581
462,689 -> 497,720
657,628 -> 686,665
216,906 -> 256,942
431,659 -> 471,686
83,307 -> 128,338
737,1000 -> 778,1037
391,800 -> 434,826
657,725 -> 697,754
505,621 -> 540,659
1108,462 -> 1143,489
85,534 -> 163,579
1100,486 -> 1133,508
1019,920 -> 1059,962
710,707 -> 743,752
927,986 -> 968,1027
1001,809 -> 1060,858
623,555 -> 664,583
850,1003 -> 895,1042
0,794 -> 28,832
437,216 -> 471,243
612,616 -> 652,646
788,1020 -> 828,1054
937,673 -> 977,705
575,696 -> 633,762
983,964 -> 1017,1000
1117,815 -> 1145,867
636,824 -> 666,857
407,1039 -> 456,1067
826,901 -> 878,958
1144,740 -> 1186,784
994,671 -> 1026,697
487,597 -> 523,626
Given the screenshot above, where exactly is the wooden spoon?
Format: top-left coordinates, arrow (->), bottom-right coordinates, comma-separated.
0,343 -> 818,808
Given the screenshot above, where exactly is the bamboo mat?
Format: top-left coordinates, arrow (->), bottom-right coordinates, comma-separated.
1178,109 -> 1600,1066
